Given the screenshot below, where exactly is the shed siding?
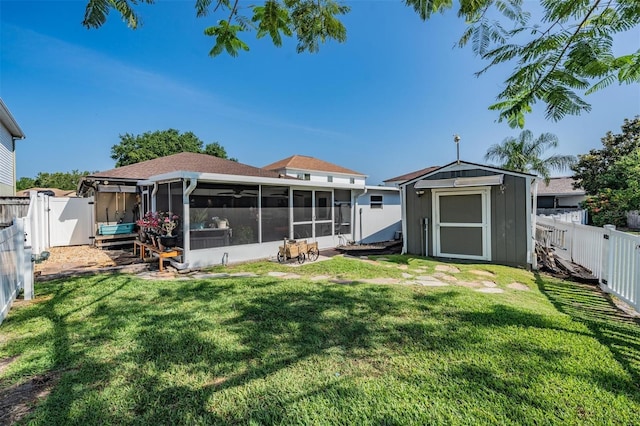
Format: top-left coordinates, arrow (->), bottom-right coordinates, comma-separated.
405,169 -> 529,267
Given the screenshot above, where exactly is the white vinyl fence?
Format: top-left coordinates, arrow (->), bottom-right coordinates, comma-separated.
537,216 -> 640,313
0,218 -> 33,324
538,209 -> 588,225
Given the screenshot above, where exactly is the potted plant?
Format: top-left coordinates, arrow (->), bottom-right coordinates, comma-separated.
189,208 -> 208,229
158,211 -> 179,249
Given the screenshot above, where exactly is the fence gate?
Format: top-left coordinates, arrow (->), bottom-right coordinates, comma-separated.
48,197 -> 94,247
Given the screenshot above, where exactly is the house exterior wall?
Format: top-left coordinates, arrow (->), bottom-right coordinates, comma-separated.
355,188 -> 401,243
283,171 -> 365,185
404,169 -> 529,267
0,125 -> 15,196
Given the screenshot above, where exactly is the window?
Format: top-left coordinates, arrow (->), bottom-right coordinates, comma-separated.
304,173 -> 311,181
350,177 -> 355,184
371,195 -> 383,209
328,176 -> 333,182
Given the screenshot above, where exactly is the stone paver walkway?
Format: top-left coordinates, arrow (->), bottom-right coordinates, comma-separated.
127,258 -> 529,295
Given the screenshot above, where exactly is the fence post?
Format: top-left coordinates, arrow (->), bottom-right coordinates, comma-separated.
600,225 -> 616,289
635,236 -> 640,311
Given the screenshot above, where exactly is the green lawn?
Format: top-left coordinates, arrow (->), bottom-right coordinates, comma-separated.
1,256 -> 639,425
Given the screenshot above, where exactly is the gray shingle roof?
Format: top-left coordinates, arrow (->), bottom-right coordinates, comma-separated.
537,177 -> 585,195
89,152 -> 284,180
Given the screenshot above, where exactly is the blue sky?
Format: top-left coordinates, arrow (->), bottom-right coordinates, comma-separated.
2,1 -> 639,185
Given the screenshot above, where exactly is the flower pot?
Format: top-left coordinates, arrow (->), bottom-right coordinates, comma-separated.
160,235 -> 178,250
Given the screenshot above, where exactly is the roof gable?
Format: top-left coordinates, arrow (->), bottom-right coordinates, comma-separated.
89,152 -> 283,180
399,160 -> 536,187
263,155 -> 365,176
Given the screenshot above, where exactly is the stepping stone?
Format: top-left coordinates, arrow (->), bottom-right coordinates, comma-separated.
363,278 -> 401,285
476,287 -> 504,294
229,272 -> 258,277
415,280 -> 449,287
191,273 -> 229,279
508,282 -> 530,291
415,275 -> 442,282
435,265 -> 460,273
331,278 -> 354,285
397,265 -> 409,270
456,281 -> 483,288
482,281 -> 497,288
281,274 -> 301,279
469,269 -> 496,278
310,275 -> 331,281
433,272 -> 458,282
267,272 -> 289,277
402,273 -> 414,279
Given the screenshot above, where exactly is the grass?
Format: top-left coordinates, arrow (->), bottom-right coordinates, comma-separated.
1,256 -> 639,424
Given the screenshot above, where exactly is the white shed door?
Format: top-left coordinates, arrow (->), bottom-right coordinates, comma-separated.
48,197 -> 94,247
432,188 -> 491,261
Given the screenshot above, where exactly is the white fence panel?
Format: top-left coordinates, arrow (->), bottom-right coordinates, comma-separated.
48,197 -> 94,247
0,218 -> 33,324
536,217 -> 640,313
604,228 -> 640,312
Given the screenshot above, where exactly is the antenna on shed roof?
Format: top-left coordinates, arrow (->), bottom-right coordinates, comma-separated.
453,134 -> 461,164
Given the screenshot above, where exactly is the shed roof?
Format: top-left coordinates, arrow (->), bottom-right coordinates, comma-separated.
399,160 -> 536,187
89,152 -> 284,180
384,166 -> 440,184
537,177 -> 585,196
263,155 -> 365,176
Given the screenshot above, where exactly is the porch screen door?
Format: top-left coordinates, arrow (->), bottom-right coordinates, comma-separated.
433,188 -> 491,261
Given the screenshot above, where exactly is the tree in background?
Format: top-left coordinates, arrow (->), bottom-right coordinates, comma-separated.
572,117 -> 640,227
110,129 -> 236,167
82,1 -> 640,127
16,170 -> 95,191
484,130 -> 575,183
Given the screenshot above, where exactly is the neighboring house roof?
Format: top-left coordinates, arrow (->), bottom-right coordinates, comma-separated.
399,160 -> 537,187
263,155 -> 366,176
89,152 -> 284,181
537,177 -> 586,196
0,98 -> 25,138
18,187 -> 77,197
384,166 -> 440,185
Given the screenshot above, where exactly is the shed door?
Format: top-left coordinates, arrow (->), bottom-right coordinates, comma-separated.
432,188 -> 491,261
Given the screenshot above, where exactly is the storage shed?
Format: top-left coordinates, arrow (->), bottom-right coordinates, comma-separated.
399,161 -> 535,268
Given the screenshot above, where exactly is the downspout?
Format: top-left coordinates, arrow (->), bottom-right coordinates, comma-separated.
529,177 -> 538,270
401,185 -> 407,254
151,182 -> 158,212
353,186 -> 368,244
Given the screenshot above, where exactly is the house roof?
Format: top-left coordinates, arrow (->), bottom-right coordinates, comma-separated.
537,177 -> 585,196
89,152 -> 284,181
384,166 -> 440,184
0,98 -> 25,138
18,187 -> 76,197
263,155 -> 365,176
399,160 -> 537,187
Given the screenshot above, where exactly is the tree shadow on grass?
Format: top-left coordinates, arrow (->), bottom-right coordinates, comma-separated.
534,272 -> 640,399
